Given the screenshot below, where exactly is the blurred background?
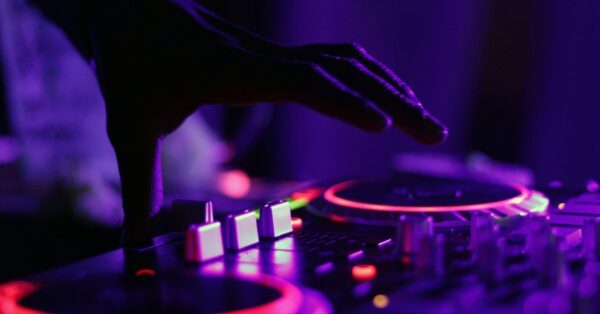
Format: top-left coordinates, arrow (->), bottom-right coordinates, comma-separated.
0,0 -> 598,281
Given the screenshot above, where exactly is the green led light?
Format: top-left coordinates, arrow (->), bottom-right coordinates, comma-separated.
290,198 -> 309,210
254,198 -> 306,219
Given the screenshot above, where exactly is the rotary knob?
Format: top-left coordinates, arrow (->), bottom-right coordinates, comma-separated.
394,215 -> 434,255
469,212 -> 494,251
475,223 -> 502,285
416,234 -> 446,277
582,217 -> 600,260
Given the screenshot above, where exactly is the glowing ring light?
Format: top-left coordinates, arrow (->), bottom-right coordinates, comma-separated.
222,274 -> 303,314
0,281 -> 44,314
324,179 -> 530,213
6,274 -> 305,314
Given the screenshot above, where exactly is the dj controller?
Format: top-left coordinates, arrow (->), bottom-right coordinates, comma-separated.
3,172 -> 600,313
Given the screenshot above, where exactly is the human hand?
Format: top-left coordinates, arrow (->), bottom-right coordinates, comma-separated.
82,0 -> 447,246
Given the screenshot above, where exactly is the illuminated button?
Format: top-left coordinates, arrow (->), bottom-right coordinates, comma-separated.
135,269 -> 156,277
372,294 -> 389,309
352,264 -> 377,281
259,200 -> 293,238
185,222 -> 224,263
291,217 -> 303,231
315,262 -> 334,275
347,250 -> 365,261
224,211 -> 259,251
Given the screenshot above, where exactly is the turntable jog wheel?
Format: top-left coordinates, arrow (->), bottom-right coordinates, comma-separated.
307,174 -> 548,228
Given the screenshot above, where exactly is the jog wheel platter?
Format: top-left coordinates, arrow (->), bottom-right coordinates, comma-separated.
14,273 -> 328,314
308,173 -> 549,228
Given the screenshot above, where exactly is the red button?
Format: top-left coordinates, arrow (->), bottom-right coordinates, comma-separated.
135,269 -> 156,277
352,264 -> 377,281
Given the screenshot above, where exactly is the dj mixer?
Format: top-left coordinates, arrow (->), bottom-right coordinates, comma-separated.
3,173 -> 600,314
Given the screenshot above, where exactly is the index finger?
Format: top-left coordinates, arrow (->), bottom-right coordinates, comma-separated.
296,45 -> 448,144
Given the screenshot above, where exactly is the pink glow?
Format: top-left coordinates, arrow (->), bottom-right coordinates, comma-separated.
0,281 -> 46,314
218,170 -> 251,199
324,180 -> 529,213
222,274 -> 303,314
2,275 -> 302,314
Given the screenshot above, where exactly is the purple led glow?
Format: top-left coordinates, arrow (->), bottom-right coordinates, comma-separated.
315,262 -> 334,274
0,137 -> 21,164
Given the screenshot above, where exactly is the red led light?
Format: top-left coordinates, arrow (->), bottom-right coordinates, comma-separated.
135,269 -> 156,277
0,281 -> 45,314
291,217 -> 303,231
291,188 -> 322,203
324,180 -> 529,213
352,264 -> 377,281
328,213 -> 349,223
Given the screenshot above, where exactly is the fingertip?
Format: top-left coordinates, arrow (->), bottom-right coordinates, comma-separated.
384,113 -> 393,130
420,126 -> 449,145
438,126 -> 449,142
416,115 -> 449,145
394,112 -> 448,144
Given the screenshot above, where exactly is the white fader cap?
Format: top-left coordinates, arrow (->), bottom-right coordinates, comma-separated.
184,202 -> 224,263
259,200 -> 293,238
224,211 -> 260,251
